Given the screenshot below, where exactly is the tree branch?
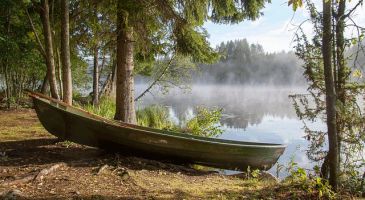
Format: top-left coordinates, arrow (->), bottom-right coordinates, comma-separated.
348,16 -> 365,69
25,8 -> 46,59
343,0 -> 364,19
134,55 -> 175,101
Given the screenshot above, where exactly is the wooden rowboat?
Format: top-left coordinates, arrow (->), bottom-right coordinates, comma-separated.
29,91 -> 286,171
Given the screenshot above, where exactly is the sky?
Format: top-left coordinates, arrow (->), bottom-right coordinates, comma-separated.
203,0 -> 365,53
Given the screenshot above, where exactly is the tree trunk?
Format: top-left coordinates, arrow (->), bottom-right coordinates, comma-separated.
92,46 -> 99,105
56,47 -> 63,99
4,7 -> 11,109
100,64 -> 114,97
335,0 -> 346,106
335,0 -> 346,172
110,58 -> 117,94
114,3 -> 136,123
40,72 -> 49,94
40,0 -> 59,99
98,51 -> 106,82
4,63 -> 11,109
322,0 -> 339,191
26,9 -> 47,60
28,6 -> 48,94
61,0 -> 72,105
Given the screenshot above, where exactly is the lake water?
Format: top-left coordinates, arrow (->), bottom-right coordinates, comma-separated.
135,84 -> 326,178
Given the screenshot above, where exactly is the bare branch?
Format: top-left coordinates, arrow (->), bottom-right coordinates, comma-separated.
134,54 -> 175,102
348,16 -> 365,69
343,0 -> 364,19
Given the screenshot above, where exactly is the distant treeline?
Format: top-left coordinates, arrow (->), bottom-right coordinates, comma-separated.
194,39 -> 305,85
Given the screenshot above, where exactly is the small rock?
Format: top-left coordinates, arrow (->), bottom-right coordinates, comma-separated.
96,164 -> 109,175
1,189 -> 23,200
118,170 -> 130,181
71,191 -> 80,195
158,171 -> 167,176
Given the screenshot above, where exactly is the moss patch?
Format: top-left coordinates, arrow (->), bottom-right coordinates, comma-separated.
0,109 -> 51,141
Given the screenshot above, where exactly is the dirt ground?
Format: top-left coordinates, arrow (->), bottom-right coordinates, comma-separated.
0,109 -> 352,200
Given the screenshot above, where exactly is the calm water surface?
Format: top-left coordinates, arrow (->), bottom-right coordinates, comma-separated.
135,84 -> 326,178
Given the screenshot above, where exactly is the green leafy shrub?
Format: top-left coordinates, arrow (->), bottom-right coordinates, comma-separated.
284,160 -> 336,199
246,166 -> 260,182
184,107 -> 223,137
340,167 -> 365,197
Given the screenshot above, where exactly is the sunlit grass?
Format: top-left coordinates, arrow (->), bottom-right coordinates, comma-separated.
136,105 -> 176,130
0,110 -> 50,141
82,97 -> 115,120
81,98 -> 175,130
80,96 -> 223,137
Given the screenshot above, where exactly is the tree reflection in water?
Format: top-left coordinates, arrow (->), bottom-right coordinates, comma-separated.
136,85 -> 326,178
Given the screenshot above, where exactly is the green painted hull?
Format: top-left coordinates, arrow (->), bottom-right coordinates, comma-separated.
29,92 -> 286,171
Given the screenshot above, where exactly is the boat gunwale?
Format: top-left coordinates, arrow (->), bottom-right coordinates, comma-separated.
28,91 -> 287,149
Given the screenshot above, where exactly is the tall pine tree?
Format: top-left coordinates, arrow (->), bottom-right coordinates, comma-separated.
114,0 -> 269,123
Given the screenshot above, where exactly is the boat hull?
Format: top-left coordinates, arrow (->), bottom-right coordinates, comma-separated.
30,92 -> 286,171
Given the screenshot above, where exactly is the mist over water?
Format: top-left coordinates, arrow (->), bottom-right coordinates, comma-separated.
135,84 -> 326,178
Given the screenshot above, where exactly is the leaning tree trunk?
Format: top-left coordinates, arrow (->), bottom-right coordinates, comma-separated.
99,61 -> 116,98
40,0 -> 59,99
61,0 -> 72,105
322,0 -> 339,191
114,4 -> 137,123
92,46 -> 99,106
25,9 -> 49,94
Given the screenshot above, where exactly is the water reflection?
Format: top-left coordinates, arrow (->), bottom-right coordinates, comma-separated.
137,85 -> 301,129
135,84 -> 325,177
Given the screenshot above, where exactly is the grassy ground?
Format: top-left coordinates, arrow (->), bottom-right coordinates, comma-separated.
0,109 -> 354,199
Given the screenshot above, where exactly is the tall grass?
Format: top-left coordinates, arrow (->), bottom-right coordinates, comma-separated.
80,97 -> 174,130
79,96 -> 223,137
82,97 -> 116,119
136,105 -> 175,130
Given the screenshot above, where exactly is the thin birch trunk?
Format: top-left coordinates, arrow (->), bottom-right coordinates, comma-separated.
61,0 -> 72,105
335,0 -> 346,172
40,0 -> 59,99
92,46 -> 99,105
322,0 -> 339,190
